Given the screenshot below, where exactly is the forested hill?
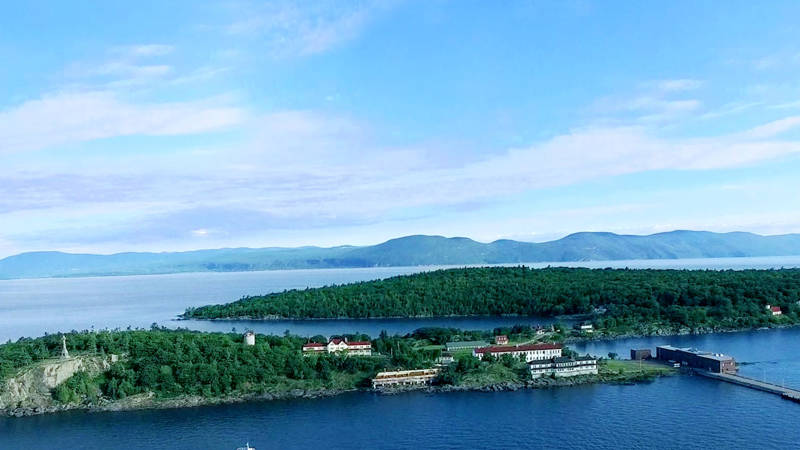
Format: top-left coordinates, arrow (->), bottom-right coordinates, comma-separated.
184,267 -> 800,331
3,230 -> 800,279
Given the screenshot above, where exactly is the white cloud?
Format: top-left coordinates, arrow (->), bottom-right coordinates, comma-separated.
0,91 -> 245,153
742,116 -> 800,139
648,79 -> 704,92
589,80 -> 703,124
3,110 -> 800,255
226,0 -> 390,57
116,44 -> 175,57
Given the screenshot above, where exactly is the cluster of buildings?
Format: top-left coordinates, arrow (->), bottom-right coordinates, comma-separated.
472,342 -> 598,378
302,338 -> 373,356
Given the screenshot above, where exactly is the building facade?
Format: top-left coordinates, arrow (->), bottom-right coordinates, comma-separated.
494,335 -> 509,345
656,345 -> 736,373
473,343 -> 562,362
243,331 -> 255,346
529,356 -> 598,378
445,341 -> 489,352
302,338 -> 372,356
372,369 -> 439,388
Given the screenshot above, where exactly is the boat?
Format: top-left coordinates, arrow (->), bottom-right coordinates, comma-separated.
236,443 -> 256,450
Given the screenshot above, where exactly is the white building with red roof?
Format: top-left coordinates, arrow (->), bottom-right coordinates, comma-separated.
473,343 -> 562,362
302,338 -> 372,356
766,304 -> 782,316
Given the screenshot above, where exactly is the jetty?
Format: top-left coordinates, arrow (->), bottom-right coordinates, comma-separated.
694,370 -> 800,403
648,344 -> 800,404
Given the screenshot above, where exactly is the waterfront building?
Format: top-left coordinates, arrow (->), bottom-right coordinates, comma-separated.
656,345 -> 736,373
302,338 -> 372,356
371,368 -> 439,388
630,349 -> 652,360
445,340 -> 489,352
766,305 -> 782,316
243,331 -> 256,346
473,343 -> 562,362
575,323 -> 594,333
494,335 -> 509,345
529,356 -> 598,378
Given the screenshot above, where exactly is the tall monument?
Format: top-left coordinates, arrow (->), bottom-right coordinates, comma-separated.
61,335 -> 69,359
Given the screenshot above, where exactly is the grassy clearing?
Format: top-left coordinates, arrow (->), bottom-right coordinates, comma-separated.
600,359 -> 675,381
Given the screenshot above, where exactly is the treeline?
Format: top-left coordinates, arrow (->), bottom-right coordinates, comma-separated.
184,267 -> 800,329
0,328 -> 441,404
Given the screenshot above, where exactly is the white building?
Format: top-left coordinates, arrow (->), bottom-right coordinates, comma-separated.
529,356 -> 598,378
243,331 -> 256,346
473,343 -> 562,362
372,369 -> 439,388
302,338 -> 372,356
766,305 -> 782,316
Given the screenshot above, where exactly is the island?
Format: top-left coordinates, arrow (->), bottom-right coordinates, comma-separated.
0,326 -> 672,417
183,267 -> 800,336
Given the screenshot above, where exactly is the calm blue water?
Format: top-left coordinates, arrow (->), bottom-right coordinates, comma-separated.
3,257 -> 800,449
2,370 -> 800,449
2,255 -> 800,342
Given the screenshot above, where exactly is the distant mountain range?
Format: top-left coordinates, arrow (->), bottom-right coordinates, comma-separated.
2,230 -> 800,280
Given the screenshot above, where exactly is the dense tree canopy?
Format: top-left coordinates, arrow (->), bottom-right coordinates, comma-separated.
184,267 -> 800,330
0,329 -> 428,403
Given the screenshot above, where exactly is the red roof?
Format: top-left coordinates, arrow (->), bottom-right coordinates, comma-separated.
474,343 -> 562,354
771,306 -> 782,312
330,338 -> 345,345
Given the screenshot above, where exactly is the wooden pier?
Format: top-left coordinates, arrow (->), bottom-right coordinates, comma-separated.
694,370 -> 800,403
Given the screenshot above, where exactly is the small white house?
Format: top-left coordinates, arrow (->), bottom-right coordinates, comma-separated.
766,305 -> 782,316
244,331 -> 256,346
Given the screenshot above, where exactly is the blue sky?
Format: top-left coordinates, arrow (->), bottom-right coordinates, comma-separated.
2,0 -> 800,257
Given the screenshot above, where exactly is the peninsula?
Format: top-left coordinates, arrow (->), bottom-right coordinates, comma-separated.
0,327 -> 672,417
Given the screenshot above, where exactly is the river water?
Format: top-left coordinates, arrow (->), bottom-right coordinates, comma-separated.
2,256 -> 800,449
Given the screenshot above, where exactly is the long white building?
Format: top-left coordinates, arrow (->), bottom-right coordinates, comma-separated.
371,369 -> 439,388
302,338 -> 372,356
528,356 -> 598,378
473,343 -> 562,362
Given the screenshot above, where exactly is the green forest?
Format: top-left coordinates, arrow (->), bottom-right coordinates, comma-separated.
184,267 -> 800,331
0,328 -> 441,405
1,325 -> 676,410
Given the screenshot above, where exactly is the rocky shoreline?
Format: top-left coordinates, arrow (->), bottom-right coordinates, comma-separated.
1,368 -> 672,418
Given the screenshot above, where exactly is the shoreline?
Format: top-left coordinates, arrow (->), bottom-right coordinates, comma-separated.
1,367 -> 674,419
175,313 -> 586,322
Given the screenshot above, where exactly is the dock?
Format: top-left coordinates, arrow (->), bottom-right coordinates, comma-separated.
694,370 -> 800,403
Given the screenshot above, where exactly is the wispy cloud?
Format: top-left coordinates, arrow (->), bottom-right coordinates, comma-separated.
225,0 -> 392,57
751,51 -> 800,71
589,80 -> 704,125
5,107 -> 800,253
646,79 -> 704,93
0,91 -> 245,153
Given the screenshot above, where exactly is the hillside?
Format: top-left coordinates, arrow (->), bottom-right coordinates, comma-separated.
2,230 -> 800,279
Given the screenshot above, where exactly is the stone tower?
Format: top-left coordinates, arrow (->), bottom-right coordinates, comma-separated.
61,335 -> 69,359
